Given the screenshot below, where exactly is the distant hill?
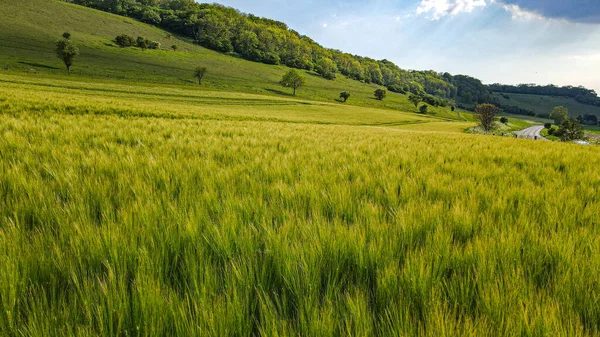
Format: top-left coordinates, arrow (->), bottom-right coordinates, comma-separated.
493,92 -> 600,120
0,0 -> 468,119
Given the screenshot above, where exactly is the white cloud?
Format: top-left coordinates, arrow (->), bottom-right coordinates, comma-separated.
416,0 -> 487,20
493,1 -> 545,21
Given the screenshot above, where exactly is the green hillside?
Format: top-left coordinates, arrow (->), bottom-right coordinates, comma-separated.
0,0 -> 466,120
493,92 -> 600,119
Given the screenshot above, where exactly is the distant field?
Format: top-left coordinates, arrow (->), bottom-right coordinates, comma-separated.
494,92 -> 600,118
1,74 -> 600,336
0,0 -> 465,120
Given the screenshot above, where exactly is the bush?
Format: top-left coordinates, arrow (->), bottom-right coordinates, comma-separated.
339,91 -> 350,103
500,117 -> 508,124
374,89 -> 387,100
419,104 -> 428,114
544,123 -> 552,129
148,41 -> 161,50
115,34 -> 135,47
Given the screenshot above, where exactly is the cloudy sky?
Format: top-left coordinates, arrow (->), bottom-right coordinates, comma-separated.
211,0 -> 600,91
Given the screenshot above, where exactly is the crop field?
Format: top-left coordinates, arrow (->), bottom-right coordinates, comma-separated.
1,74 -> 600,336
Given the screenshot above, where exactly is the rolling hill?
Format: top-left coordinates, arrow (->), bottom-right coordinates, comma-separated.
0,0 -> 467,120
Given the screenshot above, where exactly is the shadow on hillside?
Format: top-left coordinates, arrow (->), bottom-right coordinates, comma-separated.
264,88 -> 293,96
18,62 -> 59,70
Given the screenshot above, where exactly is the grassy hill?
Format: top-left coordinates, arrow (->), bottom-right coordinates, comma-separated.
0,0 -> 467,120
493,92 -> 600,119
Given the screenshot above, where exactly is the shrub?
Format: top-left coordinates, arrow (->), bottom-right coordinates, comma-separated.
419,104 -> 428,114
115,34 -> 135,47
148,41 -> 161,50
500,117 -> 509,124
339,91 -> 350,103
544,123 -> 552,129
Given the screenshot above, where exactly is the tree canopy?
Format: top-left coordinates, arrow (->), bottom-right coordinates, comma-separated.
55,37 -> 79,74
280,69 -> 305,96
550,106 -> 569,125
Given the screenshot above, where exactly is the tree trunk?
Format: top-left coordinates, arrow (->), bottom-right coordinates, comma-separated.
293,87 -> 296,96
198,78 -> 201,86
67,65 -> 70,75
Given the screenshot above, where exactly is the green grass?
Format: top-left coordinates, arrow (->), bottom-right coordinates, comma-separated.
494,92 -> 600,119
0,0 -> 466,120
1,73 -> 600,336
584,125 -> 600,135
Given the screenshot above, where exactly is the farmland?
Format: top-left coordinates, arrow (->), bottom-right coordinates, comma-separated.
1,73 -> 600,336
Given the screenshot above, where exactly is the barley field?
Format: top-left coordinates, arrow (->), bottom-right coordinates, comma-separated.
1,74 -> 599,336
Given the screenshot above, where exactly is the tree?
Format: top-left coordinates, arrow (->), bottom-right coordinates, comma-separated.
55,37 -> 79,74
193,66 -> 207,85
316,57 -> 337,80
280,69 -> 305,96
550,106 -> 569,125
544,123 -> 552,129
554,119 -> 584,141
408,94 -> 422,108
374,88 -> 387,100
451,106 -> 455,112
339,91 -> 350,102
62,32 -> 71,40
419,104 -> 428,114
171,45 -> 178,51
500,117 -> 509,124
474,103 -> 498,132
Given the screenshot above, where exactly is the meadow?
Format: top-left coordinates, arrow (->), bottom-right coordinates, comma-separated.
1,73 -> 600,336
0,0 -> 465,120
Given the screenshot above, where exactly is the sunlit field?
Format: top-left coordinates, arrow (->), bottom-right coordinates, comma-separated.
1,74 -> 600,336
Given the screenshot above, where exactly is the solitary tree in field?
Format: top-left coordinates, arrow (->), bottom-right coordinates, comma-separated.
280,69 -> 305,96
409,94 -> 422,108
374,88 -> 387,100
474,103 -> 498,132
171,45 -> 178,51
339,91 -> 350,102
55,35 -> 79,74
193,66 -> 207,85
550,106 -> 569,125
419,104 -> 428,114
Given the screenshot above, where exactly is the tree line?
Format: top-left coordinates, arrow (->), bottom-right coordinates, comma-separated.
489,83 -> 600,107
66,0 -> 495,106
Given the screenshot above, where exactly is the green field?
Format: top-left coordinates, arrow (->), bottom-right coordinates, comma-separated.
494,92 -> 600,119
2,0 -> 600,336
1,73 -> 600,336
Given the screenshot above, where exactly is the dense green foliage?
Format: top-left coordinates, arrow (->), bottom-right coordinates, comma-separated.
555,119 -> 585,141
193,66 -> 207,85
1,73 -> 600,336
339,91 -> 350,102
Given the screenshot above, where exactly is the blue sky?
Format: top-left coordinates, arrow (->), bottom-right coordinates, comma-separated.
211,0 -> 600,92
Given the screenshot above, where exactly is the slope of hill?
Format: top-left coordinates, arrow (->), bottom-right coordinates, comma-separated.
0,0 -> 466,120
493,92 -> 600,119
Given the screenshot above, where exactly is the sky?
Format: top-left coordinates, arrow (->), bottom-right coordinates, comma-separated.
210,0 -> 600,92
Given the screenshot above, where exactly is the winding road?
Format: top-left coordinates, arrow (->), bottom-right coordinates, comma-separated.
515,125 -> 547,140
